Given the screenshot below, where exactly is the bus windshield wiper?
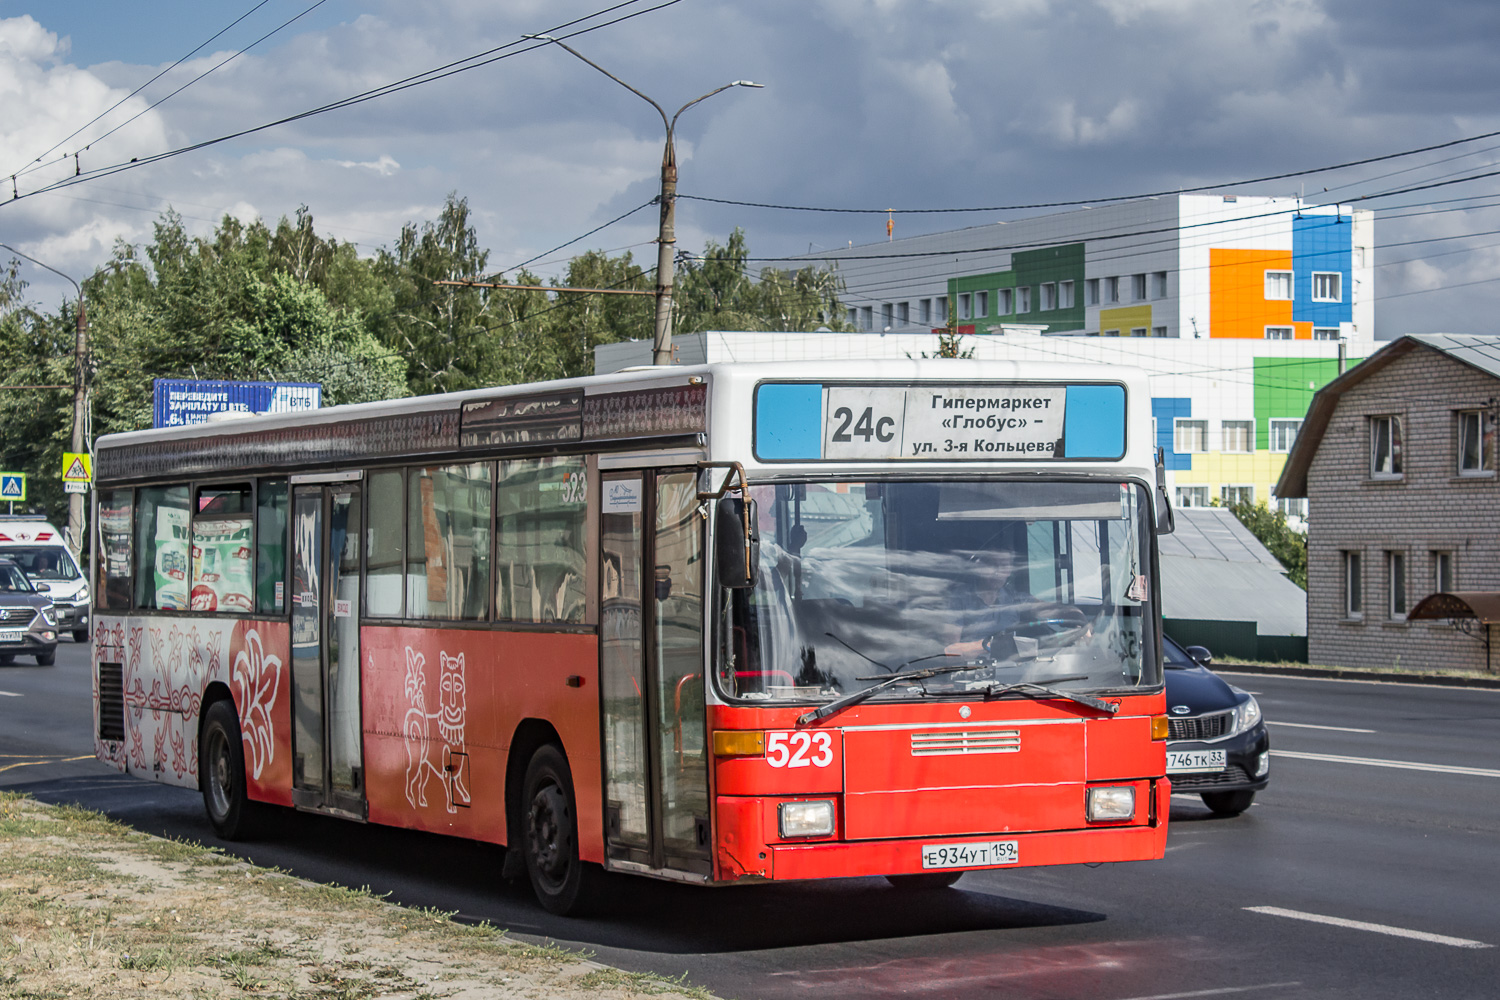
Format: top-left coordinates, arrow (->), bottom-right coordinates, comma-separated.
797,655 -> 977,725
982,676 -> 1118,714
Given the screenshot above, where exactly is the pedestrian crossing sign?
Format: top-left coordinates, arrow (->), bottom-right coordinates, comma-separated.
61,453 -> 91,483
0,473 -> 25,501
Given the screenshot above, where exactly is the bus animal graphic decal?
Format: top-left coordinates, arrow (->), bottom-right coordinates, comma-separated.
402,647 -> 470,813
232,626 -> 281,780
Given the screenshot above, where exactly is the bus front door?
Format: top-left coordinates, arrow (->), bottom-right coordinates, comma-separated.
599,470 -> 711,877
290,482 -> 365,819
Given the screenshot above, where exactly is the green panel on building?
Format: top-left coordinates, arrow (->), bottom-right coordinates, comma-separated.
946,242 -> 1085,331
1253,356 -> 1362,450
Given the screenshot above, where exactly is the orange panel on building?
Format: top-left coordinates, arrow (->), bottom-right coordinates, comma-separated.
1209,248 -> 1292,338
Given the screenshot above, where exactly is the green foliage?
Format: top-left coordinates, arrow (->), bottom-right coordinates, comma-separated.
1228,500 -> 1307,589
675,228 -> 850,335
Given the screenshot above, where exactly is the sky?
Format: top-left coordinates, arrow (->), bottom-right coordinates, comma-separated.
4,0 -> 1500,338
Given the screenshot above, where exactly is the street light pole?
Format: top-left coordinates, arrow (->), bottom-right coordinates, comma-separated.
525,36 -> 761,365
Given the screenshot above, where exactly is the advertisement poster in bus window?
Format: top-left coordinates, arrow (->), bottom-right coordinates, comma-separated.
154,505 -> 190,609
98,497 -> 132,606
191,519 -> 254,613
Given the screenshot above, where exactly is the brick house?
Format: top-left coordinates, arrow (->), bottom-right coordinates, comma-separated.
1276,334 -> 1500,672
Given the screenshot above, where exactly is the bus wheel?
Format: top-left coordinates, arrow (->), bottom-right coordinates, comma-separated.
1200,790 -> 1255,816
886,872 -> 963,890
200,700 -> 265,840
522,745 -> 593,916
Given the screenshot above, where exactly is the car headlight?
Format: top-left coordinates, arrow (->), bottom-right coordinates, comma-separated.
78,583 -> 91,602
1229,687 -> 1262,735
39,605 -> 57,626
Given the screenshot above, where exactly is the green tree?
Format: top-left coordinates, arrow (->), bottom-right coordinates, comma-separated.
1228,500 -> 1307,589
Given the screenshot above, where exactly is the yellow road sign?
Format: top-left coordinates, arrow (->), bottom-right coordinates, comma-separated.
61,453 -> 91,483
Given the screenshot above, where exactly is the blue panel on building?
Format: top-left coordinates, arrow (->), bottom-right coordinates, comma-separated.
1152,397 -> 1192,470
754,383 -> 824,459
1291,215 -> 1352,329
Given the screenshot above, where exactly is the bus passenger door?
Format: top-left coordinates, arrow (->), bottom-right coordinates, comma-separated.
599,470 -> 711,876
290,482 -> 365,819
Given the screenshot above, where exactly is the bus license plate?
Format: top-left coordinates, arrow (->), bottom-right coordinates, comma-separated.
0,629 -> 23,643
921,840 -> 1019,870
1166,749 -> 1227,774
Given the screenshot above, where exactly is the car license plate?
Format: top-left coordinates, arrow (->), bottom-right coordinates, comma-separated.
1166,749 -> 1227,774
0,629 -> 23,643
921,840 -> 1019,870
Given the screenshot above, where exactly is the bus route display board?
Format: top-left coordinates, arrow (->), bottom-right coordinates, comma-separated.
753,382 -> 1126,462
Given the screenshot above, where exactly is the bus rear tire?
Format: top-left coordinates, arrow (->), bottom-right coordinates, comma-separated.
886,871 -> 963,890
200,700 -> 267,840
522,744 -> 595,916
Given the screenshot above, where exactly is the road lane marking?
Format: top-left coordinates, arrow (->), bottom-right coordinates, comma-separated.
1246,906 -> 1491,949
0,754 -> 93,774
1266,721 -> 1375,733
1111,984 -> 1302,1000
1271,749 -> 1500,778
1218,670 -> 1500,693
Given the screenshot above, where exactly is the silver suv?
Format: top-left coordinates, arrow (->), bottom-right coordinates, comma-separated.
0,558 -> 60,666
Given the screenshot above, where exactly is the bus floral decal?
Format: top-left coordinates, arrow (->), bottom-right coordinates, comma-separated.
403,647 -> 469,813
232,625 -> 281,780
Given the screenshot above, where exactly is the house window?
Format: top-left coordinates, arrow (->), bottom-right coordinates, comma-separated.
1152,325 -> 1170,338
975,291 -> 989,317
1312,272 -> 1342,302
1174,419 -> 1208,453
1221,420 -> 1254,453
1265,270 -> 1293,300
1313,327 -> 1340,341
1270,418 -> 1302,452
1221,485 -> 1254,507
1103,329 -> 1120,337
1387,551 -> 1407,620
1265,326 -> 1294,341
1040,283 -> 1056,310
1276,497 -> 1307,519
1085,278 -> 1100,306
897,301 -> 909,325
1458,409 -> 1494,475
997,288 -> 1013,314
1345,551 -> 1363,618
1176,486 -> 1209,508
957,293 -> 971,321
1017,287 -> 1032,313
919,299 -> 931,324
1105,276 -> 1120,303
1370,415 -> 1403,478
1151,271 -> 1168,299
1131,274 -> 1147,301
1130,327 -> 1148,338
1433,551 -> 1454,594
1059,280 -> 1075,308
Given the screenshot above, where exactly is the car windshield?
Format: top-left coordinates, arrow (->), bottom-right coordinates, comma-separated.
0,563 -> 35,592
4,547 -> 79,581
716,479 -> 1160,704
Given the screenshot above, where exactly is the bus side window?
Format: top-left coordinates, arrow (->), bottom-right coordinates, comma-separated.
256,479 -> 288,614
366,470 -> 405,617
193,484 -> 254,614
135,486 -> 191,611
98,488 -> 134,610
406,463 -> 491,621
496,456 -> 587,624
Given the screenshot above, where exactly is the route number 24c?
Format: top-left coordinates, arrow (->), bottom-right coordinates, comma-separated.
765,731 -> 835,768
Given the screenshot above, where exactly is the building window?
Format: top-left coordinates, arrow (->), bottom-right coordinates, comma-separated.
1221,420 -> 1254,453
1276,497 -> 1307,519
1221,485 -> 1254,508
1458,409 -> 1494,475
847,308 -> 858,328
1131,273 -> 1147,301
859,305 -> 873,331
1151,271 -> 1168,299
975,291 -> 989,317
1039,283 -> 1056,310
1265,270 -> 1293,300
1152,325 -> 1170,338
1312,272 -> 1342,302
1017,287 -> 1032,313
1270,418 -> 1302,452
897,301 -> 909,325
918,299 -> 931,324
1059,280 -> 1075,308
1265,326 -> 1294,341
1345,551 -> 1363,618
1313,327 -> 1340,341
956,293 -> 971,321
882,303 -> 894,329
1105,276 -> 1120,303
1176,486 -> 1209,508
997,288 -> 1013,314
1174,419 -> 1208,453
1387,551 -> 1407,620
1130,327 -> 1147,338
1433,551 -> 1454,594
1370,415 -> 1404,478
1085,278 -> 1100,306
1103,329 -> 1120,337
935,296 -> 948,322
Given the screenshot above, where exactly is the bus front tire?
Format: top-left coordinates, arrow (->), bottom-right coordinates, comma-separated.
521,744 -> 595,916
886,871 -> 963,890
200,700 -> 266,840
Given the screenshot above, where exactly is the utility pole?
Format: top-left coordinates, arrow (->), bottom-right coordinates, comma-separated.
525,36 -> 762,365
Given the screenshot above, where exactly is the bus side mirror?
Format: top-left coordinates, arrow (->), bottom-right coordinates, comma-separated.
716,497 -> 760,589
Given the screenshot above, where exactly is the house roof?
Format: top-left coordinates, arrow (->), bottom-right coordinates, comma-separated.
1158,507 -> 1306,636
1275,334 -> 1500,498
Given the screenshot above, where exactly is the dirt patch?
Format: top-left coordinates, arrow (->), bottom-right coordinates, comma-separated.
0,792 -> 718,1000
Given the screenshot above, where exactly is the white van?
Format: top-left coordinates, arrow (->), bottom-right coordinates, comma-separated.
0,519 -> 89,641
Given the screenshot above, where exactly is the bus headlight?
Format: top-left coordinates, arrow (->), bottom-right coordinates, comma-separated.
1087,786 -> 1136,822
779,799 -> 835,838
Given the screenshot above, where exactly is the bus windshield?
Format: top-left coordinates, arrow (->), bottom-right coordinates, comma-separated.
716,479 -> 1159,704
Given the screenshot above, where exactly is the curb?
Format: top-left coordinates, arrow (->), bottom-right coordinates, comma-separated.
1216,662 -> 1500,690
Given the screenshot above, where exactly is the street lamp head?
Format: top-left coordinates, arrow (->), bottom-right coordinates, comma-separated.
731,80 -> 765,88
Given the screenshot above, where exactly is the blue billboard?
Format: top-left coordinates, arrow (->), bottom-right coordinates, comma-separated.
152,379 -> 322,428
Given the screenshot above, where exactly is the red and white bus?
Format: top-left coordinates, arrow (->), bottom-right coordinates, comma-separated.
92,360 -> 1173,914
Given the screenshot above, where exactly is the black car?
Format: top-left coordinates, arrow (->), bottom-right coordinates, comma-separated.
1163,635 -> 1269,815
0,557 -> 60,666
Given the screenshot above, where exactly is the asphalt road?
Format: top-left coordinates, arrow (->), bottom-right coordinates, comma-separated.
4,642 -> 1499,999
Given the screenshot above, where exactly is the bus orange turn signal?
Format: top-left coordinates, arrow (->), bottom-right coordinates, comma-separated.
712,730 -> 765,757
1151,715 -> 1170,740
